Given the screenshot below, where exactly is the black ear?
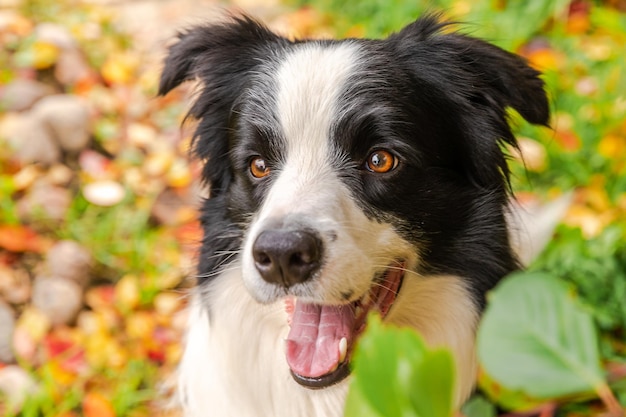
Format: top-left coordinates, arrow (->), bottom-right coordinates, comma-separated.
159,15 -> 286,196
390,15 -> 550,190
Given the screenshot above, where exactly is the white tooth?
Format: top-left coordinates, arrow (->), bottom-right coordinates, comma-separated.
354,306 -> 362,317
362,293 -> 370,306
339,337 -> 347,362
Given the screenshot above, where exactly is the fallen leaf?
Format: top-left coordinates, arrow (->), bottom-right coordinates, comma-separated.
115,274 -> 140,311
125,311 -> 155,339
83,391 -> 116,417
101,53 -> 138,85
554,129 -> 582,152
79,150 -> 114,180
524,47 -> 563,71
0,225 -> 47,253
598,134 -> 625,160
85,286 -> 115,311
32,40 -> 60,69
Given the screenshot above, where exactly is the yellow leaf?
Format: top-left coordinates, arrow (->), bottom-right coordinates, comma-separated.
32,40 -> 60,69
564,205 -> 608,238
514,137 -> 547,172
154,292 -> 183,317
166,158 -> 192,188
125,311 -> 155,339
598,134 -> 625,159
101,53 -> 138,84
48,361 -> 78,386
85,333 -> 127,368
143,151 -> 174,177
115,274 -> 140,311
16,307 -> 51,341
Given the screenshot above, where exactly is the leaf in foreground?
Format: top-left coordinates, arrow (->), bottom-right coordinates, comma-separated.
477,272 -> 616,407
345,315 -> 455,417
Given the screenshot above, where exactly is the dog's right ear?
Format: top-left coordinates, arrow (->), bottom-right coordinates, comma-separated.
159,16 -> 285,196
158,15 -> 282,95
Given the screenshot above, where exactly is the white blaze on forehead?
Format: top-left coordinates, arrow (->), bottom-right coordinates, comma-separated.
274,42 -> 361,173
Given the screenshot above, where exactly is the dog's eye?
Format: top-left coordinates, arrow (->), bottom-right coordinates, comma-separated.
365,150 -> 397,173
250,157 -> 270,179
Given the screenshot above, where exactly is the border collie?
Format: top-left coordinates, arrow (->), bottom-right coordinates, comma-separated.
158,14 -> 549,417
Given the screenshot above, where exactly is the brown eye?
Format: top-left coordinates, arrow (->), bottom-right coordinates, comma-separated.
250,157 -> 270,178
365,150 -> 397,173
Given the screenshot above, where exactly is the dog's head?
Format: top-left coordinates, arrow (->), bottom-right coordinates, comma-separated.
160,15 -> 549,388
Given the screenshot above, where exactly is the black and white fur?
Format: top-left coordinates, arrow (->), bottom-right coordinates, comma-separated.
159,14 -> 549,417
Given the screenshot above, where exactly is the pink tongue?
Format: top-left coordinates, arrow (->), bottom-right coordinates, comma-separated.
285,301 -> 354,378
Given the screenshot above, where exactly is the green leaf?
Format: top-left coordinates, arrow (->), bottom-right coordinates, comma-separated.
345,315 -> 455,417
461,395 -> 496,417
477,272 -> 605,401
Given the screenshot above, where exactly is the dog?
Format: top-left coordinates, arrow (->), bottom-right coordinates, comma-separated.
158,13 -> 550,417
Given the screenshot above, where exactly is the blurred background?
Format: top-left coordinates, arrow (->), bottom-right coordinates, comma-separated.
0,0 -> 624,416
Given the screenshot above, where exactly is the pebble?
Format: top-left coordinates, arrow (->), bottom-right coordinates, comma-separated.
17,181 -> 71,222
31,276 -> 83,326
1,112 -> 61,165
82,180 -> 126,206
34,22 -> 76,49
151,188 -> 186,226
0,300 -> 16,363
0,79 -> 53,111
0,365 -> 38,410
46,240 -> 92,288
32,94 -> 91,152
0,266 -> 31,305
55,48 -> 93,87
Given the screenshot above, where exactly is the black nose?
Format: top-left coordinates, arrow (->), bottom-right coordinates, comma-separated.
252,229 -> 323,287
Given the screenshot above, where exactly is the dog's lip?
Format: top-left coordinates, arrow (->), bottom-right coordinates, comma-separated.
289,361 -> 351,389
285,260 -> 406,389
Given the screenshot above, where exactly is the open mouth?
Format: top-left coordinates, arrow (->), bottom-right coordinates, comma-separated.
284,260 -> 406,389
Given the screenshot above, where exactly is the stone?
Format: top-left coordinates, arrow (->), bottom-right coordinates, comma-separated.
31,276 -> 83,326
1,112 -> 61,165
55,48 -> 93,87
0,365 -> 38,410
0,300 -> 16,363
82,180 -> 125,207
0,79 -> 53,111
46,240 -> 92,287
32,94 -> 91,152
34,23 -> 76,49
0,266 -> 31,305
17,181 -> 71,222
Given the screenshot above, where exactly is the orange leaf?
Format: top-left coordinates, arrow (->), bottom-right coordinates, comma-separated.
174,221 -> 202,245
0,225 -> 48,253
525,48 -> 563,72
83,392 -> 116,417
555,129 -> 582,152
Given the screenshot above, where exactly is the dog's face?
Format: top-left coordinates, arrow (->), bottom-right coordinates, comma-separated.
160,15 -> 548,389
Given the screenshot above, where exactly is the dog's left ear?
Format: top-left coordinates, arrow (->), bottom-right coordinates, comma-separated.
390,15 -> 550,189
